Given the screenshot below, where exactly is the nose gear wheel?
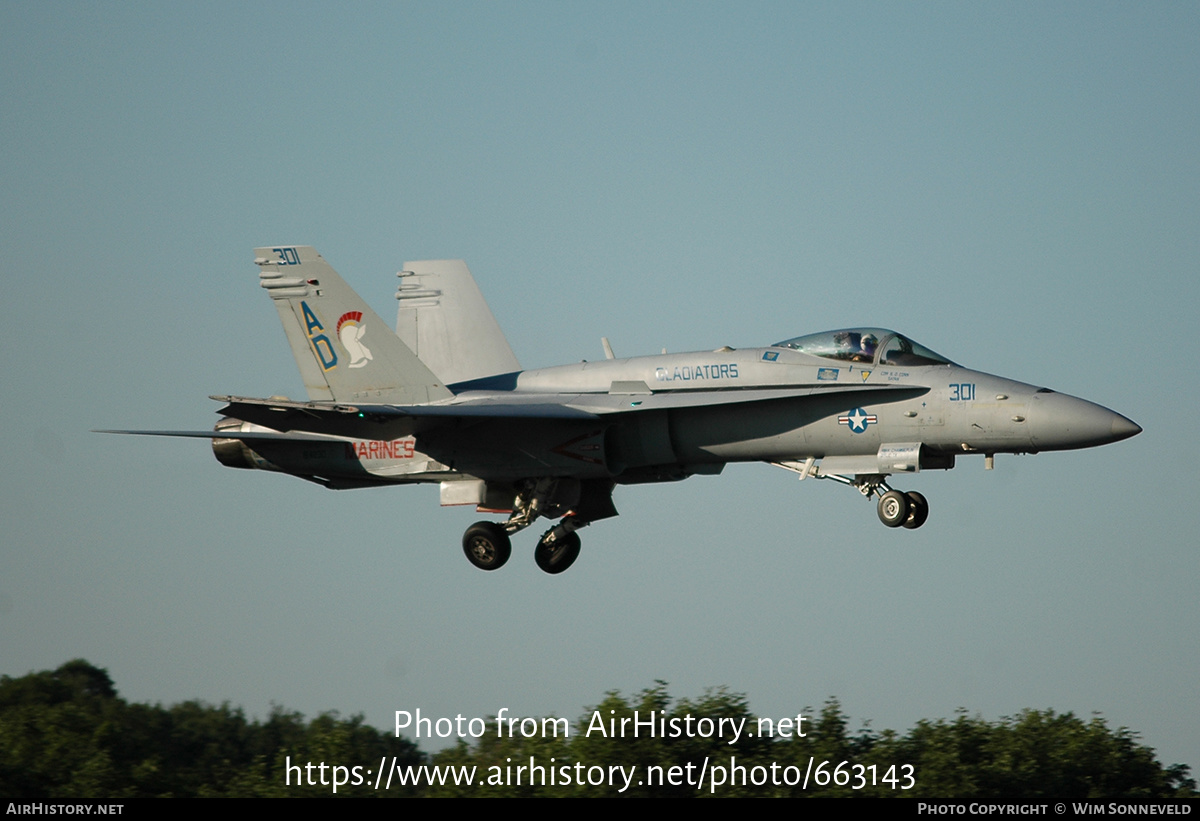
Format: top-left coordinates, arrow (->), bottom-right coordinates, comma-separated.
877,490 -> 911,527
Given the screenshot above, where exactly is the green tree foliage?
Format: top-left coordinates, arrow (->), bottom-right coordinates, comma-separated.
0,660 -> 421,797
1,661 -> 1193,798
892,709 -> 1195,799
430,689 -> 1195,798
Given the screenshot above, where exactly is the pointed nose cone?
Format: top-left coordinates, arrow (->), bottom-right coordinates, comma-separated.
1109,414 -> 1142,442
1030,392 -> 1141,451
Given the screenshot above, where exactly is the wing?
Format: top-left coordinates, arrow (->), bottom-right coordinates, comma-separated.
203,382 -> 925,439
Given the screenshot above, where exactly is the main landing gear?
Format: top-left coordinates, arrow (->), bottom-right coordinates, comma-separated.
462,522 -> 512,571
534,523 -> 583,575
461,478 -> 605,574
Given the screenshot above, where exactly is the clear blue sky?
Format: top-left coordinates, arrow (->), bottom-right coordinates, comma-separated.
3,1 -> 1197,777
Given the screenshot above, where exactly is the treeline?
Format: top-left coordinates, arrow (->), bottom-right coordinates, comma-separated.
0,660 -> 421,797
1,660 -> 1193,798
427,684 -> 1195,798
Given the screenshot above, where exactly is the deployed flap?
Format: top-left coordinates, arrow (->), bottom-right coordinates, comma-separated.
396,260 -> 521,385
255,246 -> 453,404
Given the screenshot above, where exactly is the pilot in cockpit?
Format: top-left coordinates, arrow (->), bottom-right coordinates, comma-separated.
859,333 -> 878,362
833,331 -> 858,360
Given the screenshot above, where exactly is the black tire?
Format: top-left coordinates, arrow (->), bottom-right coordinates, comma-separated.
534,531 -> 581,575
877,490 -> 910,528
462,522 -> 511,571
902,491 -> 929,529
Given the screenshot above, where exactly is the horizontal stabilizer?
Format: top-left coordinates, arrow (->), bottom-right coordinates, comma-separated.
93,429 -> 346,442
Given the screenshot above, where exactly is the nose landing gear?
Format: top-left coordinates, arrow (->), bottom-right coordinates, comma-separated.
776,463 -> 931,530
824,473 -> 931,530
877,490 -> 910,527
900,491 -> 928,529
876,489 -> 929,529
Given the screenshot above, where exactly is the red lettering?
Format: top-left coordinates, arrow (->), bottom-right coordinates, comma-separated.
347,437 -> 419,460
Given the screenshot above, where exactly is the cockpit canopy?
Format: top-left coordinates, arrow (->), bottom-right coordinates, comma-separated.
771,328 -> 955,367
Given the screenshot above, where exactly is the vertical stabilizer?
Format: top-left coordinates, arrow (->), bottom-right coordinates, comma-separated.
254,246 -> 453,404
396,260 -> 521,385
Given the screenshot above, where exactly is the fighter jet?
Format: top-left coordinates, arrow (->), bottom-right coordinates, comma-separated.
103,246 -> 1141,574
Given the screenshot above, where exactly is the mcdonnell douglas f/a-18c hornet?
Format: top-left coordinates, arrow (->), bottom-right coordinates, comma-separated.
104,246 -> 1141,574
